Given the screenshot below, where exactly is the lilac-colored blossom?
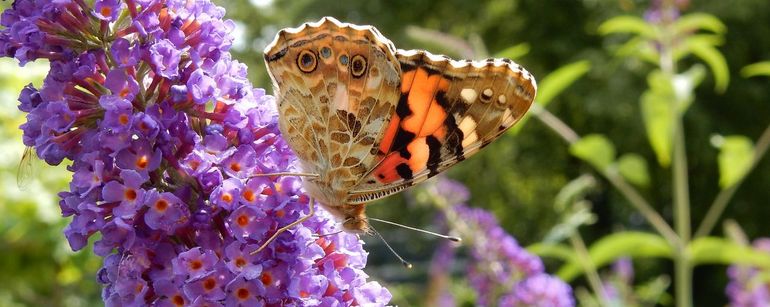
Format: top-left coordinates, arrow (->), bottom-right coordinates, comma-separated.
4,1 -> 390,305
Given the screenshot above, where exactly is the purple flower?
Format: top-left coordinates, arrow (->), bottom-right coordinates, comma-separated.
500,274 -> 574,307
144,190 -> 191,234
4,1 -> 391,305
173,247 -> 220,280
431,177 -> 573,306
115,139 -> 162,175
727,238 -> 770,306
150,39 -> 183,78
211,178 -> 243,211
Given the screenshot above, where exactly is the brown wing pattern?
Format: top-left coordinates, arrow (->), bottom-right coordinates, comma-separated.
264,17 -> 403,204
347,50 -> 537,204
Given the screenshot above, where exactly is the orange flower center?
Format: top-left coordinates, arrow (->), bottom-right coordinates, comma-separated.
221,192 -> 233,203
242,189 -> 255,202
172,295 -> 185,306
229,162 -> 241,172
236,214 -> 249,227
136,155 -> 149,169
237,288 -> 250,299
154,199 -> 168,212
260,272 -> 272,285
235,257 -> 247,268
119,113 -> 130,125
100,7 -> 112,17
190,260 -> 203,270
124,189 -> 137,201
203,277 -> 217,291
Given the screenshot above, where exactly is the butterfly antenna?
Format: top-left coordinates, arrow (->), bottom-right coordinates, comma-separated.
369,217 -> 462,242
369,223 -> 413,269
313,229 -> 344,238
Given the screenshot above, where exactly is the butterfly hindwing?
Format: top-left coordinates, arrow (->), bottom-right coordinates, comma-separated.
264,17 -> 402,194
347,50 -> 536,204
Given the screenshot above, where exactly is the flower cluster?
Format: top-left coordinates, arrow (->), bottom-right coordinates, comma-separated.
726,238 -> 770,306
429,178 -> 574,307
2,0 -> 390,305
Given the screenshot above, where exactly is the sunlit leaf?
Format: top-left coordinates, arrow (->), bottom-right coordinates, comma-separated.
741,61 -> 770,78
714,135 -> 754,188
689,237 -> 770,268
615,36 -> 659,63
553,174 -> 596,211
673,13 -> 727,35
570,134 -> 616,171
494,43 -> 530,60
617,153 -> 650,187
509,61 -> 590,134
536,60 -> 591,107
543,203 -> 596,243
527,242 -> 578,263
684,36 -> 730,93
598,15 -> 657,38
557,231 -> 672,281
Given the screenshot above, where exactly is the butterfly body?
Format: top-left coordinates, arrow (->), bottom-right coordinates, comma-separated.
264,17 -> 536,233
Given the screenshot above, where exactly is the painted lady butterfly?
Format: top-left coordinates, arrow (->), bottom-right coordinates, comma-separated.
263,17 -> 536,236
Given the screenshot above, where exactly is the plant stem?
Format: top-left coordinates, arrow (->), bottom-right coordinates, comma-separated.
695,123 -> 770,238
568,233 -> 611,307
659,3 -> 693,303
531,106 -> 680,245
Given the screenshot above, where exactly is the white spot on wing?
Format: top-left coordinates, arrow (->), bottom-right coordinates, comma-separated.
460,88 -> 477,102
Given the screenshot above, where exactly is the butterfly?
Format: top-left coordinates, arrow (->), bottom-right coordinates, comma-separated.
262,16 -> 536,237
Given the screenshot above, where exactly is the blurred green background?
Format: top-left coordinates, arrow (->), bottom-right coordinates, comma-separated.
1,0 -> 769,306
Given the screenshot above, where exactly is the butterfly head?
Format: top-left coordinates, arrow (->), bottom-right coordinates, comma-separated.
318,201 -> 370,234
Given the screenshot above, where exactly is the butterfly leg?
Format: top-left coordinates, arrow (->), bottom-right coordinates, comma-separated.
249,172 -> 319,178
251,196 -> 315,255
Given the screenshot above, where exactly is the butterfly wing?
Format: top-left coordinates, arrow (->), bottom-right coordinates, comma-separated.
347,50 -> 537,204
264,17 -> 403,203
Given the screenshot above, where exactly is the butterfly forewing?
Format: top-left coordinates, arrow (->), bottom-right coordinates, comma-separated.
347,50 -> 536,203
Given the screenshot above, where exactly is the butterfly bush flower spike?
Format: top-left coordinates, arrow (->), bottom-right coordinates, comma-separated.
2,1 -> 391,305
433,178 -> 574,307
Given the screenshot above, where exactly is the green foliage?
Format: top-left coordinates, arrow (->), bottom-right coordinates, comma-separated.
714,135 -> 754,188
741,61 -> 770,78
557,232 -> 672,282
570,134 -> 616,171
689,237 -> 770,268
617,153 -> 651,187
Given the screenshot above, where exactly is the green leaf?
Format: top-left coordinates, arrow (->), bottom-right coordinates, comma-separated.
569,134 -> 616,171
493,43 -> 531,60
617,153 -> 651,187
673,13 -> 727,35
557,232 -> 672,281
509,61 -> 590,134
543,203 -> 596,243
715,135 -> 755,188
741,61 -> 770,78
684,36 -> 730,92
536,60 -> 591,107
615,36 -> 659,63
553,175 -> 597,211
689,237 -> 770,268
598,15 -> 657,38
528,243 -> 578,264
640,71 -> 674,167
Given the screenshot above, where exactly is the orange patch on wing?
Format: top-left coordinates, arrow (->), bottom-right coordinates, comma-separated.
406,137 -> 429,171
401,69 -> 416,93
378,113 -> 401,154
372,154 -> 407,183
401,69 -> 451,137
